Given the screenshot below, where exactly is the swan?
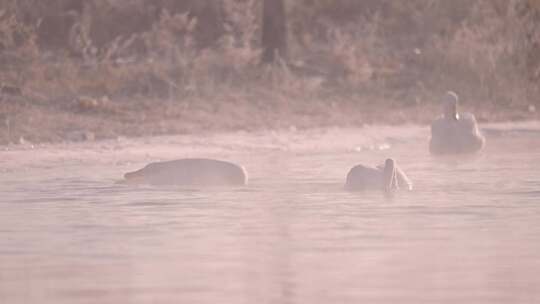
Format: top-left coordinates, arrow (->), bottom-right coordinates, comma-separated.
345,158 -> 412,192
430,91 -> 485,154
124,158 -> 248,186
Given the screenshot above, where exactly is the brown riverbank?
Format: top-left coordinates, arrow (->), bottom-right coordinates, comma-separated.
1,92 -> 537,146
1,0 -> 539,146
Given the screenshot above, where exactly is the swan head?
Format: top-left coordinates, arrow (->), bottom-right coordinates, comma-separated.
442,91 -> 459,121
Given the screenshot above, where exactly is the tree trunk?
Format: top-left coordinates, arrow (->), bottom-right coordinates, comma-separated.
261,0 -> 287,63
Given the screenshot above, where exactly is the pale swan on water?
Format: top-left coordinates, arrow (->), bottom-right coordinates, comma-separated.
345,158 -> 412,192
430,91 -> 485,154
124,158 -> 248,186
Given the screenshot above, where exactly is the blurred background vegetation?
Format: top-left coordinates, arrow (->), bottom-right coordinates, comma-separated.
0,0 -> 539,143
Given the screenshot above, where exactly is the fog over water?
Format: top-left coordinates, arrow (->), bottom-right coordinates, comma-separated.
1,122 -> 540,304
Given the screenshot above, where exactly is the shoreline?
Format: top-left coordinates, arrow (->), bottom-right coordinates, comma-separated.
0,94 -> 540,146
1,120 -> 539,174
1,95 -> 538,146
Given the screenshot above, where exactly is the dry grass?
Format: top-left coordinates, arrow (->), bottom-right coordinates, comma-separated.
0,0 -> 539,145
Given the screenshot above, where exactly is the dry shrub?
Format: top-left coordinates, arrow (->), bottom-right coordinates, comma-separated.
423,0 -> 537,106
1,0 -> 540,112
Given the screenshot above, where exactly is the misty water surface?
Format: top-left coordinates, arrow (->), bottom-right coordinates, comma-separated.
1,123 -> 540,304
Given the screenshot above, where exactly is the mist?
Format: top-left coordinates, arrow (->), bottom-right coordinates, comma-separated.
1,1 -> 540,304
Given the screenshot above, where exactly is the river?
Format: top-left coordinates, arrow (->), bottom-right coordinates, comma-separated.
1,122 -> 539,304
